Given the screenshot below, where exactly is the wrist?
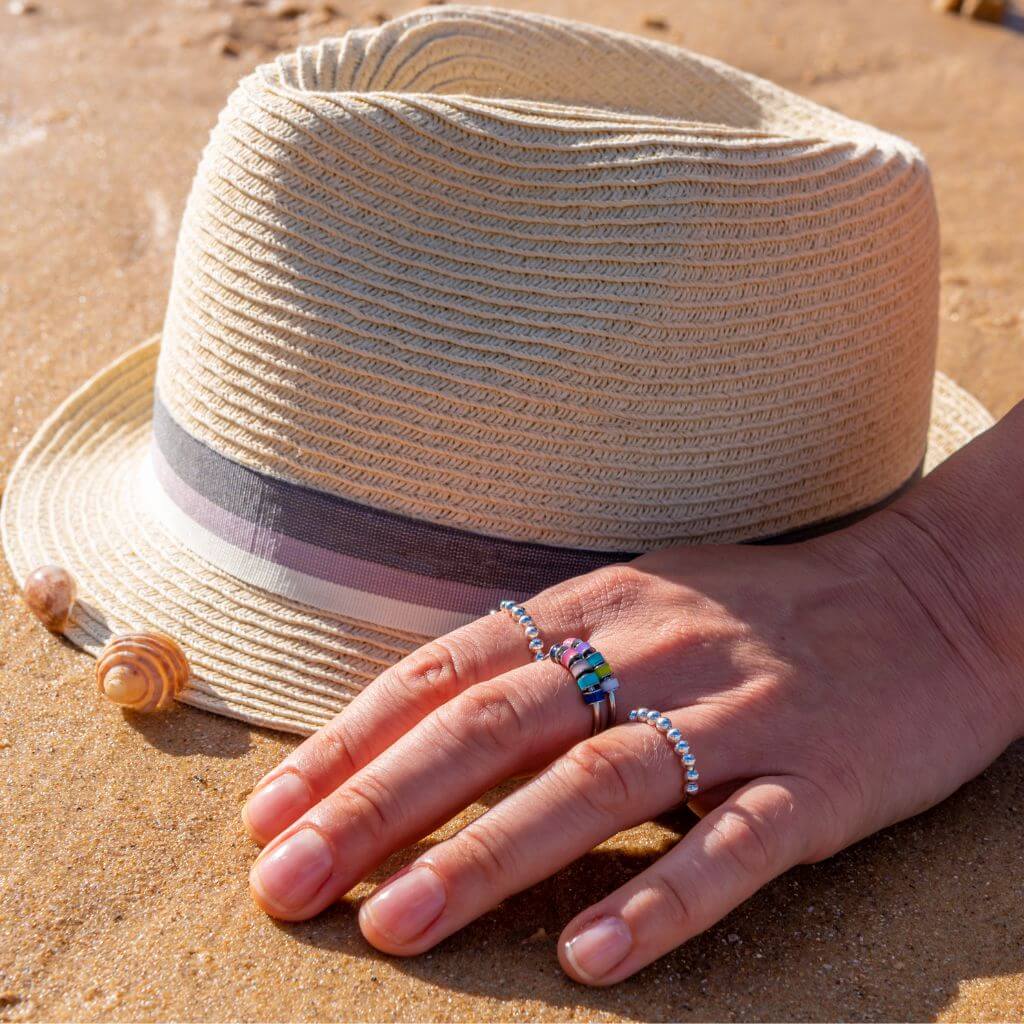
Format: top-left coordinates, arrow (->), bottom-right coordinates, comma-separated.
832,401 -> 1024,735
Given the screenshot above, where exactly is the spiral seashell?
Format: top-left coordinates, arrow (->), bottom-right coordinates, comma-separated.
95,632 -> 189,712
23,564 -> 78,632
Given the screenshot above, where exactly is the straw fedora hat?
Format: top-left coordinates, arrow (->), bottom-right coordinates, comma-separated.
2,5 -> 993,735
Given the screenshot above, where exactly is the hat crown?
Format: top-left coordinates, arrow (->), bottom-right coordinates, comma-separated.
155,5 -> 937,550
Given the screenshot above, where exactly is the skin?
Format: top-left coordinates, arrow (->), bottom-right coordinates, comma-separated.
241,400 -> 1024,986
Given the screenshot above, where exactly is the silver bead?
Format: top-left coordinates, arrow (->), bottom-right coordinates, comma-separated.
682,753 -> 696,766
656,715 -> 672,732
674,740 -> 689,754
528,638 -> 543,650
525,626 -> 539,638
628,709 -> 638,721
687,769 -> 699,781
666,728 -> 681,742
685,782 -> 699,795
636,707 -> 649,718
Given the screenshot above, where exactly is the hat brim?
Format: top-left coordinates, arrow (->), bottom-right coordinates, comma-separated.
2,338 -> 995,735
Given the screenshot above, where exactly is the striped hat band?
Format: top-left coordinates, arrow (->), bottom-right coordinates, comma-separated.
146,393 -> 924,637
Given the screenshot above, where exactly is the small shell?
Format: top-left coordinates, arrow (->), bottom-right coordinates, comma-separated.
95,632 -> 189,712
23,565 -> 78,632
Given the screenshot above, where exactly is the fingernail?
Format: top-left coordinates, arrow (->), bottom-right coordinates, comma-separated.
243,773 -> 312,841
564,916 -> 633,982
361,866 -> 446,944
250,828 -> 333,913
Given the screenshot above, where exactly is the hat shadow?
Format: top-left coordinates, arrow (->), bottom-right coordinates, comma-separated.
276,745 -> 1024,1021
119,701 -> 252,759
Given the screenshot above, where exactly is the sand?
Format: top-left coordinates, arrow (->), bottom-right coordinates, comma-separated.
1,0 -> 1023,1020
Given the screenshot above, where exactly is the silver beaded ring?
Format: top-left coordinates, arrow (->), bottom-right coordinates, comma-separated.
494,599 -> 546,661
628,708 -> 699,796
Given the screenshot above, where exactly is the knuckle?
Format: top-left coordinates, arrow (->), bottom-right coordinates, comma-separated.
390,639 -> 465,712
433,683 -> 530,757
449,818 -> 518,889
792,739 -> 865,836
306,721 -> 360,787
711,806 -> 778,879
647,868 -> 701,929
544,562 -> 648,632
583,563 -> 647,622
560,736 -> 643,817
332,773 -> 394,845
789,774 -> 848,863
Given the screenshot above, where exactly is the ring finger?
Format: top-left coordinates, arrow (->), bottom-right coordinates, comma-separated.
356,705 -> 733,955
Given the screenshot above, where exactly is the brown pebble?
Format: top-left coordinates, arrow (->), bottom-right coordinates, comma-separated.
933,0 -> 963,12
302,8 -> 333,27
268,0 -> 305,17
32,106 -> 71,126
23,564 -> 77,632
210,33 -> 240,57
643,16 -> 668,31
961,0 -> 1006,21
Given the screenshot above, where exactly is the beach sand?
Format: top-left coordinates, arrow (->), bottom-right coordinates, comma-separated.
1,1 -> 1023,1019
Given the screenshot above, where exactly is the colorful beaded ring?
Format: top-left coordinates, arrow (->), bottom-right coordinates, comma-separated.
548,637 -> 618,735
628,708 -> 699,796
494,600 -> 546,662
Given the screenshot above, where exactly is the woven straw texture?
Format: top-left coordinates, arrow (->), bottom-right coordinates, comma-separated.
2,6 -> 995,734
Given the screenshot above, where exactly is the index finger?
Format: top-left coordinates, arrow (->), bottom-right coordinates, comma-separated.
241,586 -> 596,843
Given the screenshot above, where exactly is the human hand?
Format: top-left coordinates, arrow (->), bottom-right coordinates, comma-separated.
240,435 -> 1024,985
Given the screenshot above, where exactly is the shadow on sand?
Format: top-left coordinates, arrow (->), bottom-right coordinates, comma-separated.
278,744 -> 1024,1021
122,701 -> 253,758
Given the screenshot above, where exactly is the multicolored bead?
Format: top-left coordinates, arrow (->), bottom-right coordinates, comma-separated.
552,636 -> 618,733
